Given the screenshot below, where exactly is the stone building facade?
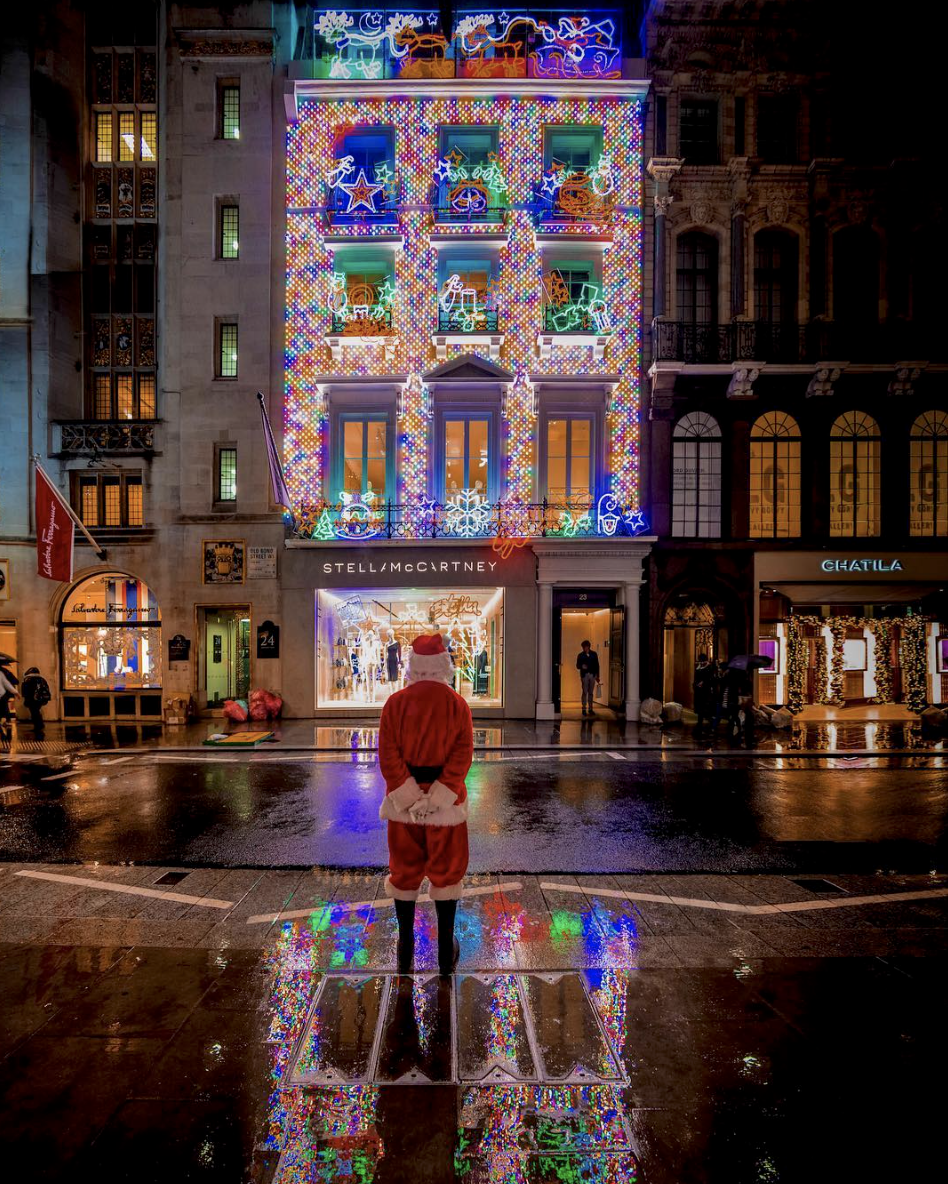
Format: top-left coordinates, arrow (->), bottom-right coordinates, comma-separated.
640,0 -> 948,713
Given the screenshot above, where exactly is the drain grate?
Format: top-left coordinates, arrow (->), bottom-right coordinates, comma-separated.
155,871 -> 190,886
791,878 -> 847,895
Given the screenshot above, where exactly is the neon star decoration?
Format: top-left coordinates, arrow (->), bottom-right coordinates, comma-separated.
336,168 -> 385,214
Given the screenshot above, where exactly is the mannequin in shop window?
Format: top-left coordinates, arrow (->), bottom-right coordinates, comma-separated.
360,626 -> 382,702
385,629 -> 402,684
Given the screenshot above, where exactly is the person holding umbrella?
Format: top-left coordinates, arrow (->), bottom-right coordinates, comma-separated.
0,654 -> 18,733
722,653 -> 773,745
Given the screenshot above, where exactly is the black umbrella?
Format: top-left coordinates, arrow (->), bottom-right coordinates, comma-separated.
728,654 -> 773,672
0,653 -> 15,665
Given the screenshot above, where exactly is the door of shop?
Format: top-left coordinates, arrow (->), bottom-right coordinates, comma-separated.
198,607 -> 251,710
552,589 -> 617,714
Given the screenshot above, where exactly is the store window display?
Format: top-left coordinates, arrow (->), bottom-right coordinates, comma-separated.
317,587 -> 503,708
61,572 -> 161,690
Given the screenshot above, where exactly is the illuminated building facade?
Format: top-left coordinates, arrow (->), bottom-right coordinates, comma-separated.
281,5 -> 652,719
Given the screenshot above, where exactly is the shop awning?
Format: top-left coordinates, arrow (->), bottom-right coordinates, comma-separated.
769,582 -> 939,604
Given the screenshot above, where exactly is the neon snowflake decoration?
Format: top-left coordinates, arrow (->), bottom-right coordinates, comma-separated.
443,488 -> 492,537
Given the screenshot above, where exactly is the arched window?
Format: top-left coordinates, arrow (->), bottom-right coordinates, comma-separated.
833,225 -> 880,325
673,412 -> 721,538
750,411 -> 801,538
676,232 -> 718,325
754,230 -> 798,323
829,411 -> 881,537
910,410 -> 948,537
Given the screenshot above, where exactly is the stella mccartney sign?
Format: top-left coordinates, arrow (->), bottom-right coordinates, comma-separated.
308,544 -> 537,588
322,558 -> 499,576
820,559 -> 903,573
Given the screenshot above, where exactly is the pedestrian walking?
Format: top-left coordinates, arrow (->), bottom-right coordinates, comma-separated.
721,667 -> 749,743
576,640 -> 601,717
0,660 -> 17,733
378,633 -> 472,976
692,653 -> 716,736
21,667 -> 51,738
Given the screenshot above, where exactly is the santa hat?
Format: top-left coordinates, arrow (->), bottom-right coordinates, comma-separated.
406,633 -> 454,684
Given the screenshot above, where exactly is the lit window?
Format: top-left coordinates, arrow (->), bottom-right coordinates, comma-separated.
80,478 -> 99,526
444,417 -> 490,498
750,411 -> 801,538
220,204 -> 239,259
673,412 -> 721,538
115,374 -> 134,420
118,112 -> 135,161
103,478 -> 122,526
341,418 -> 387,499
94,374 -> 112,420
829,411 -> 880,538
218,447 -> 237,502
221,85 -> 240,139
95,112 -> 112,162
140,112 -> 157,160
126,478 -> 143,526
545,417 -> 592,507
138,375 -> 157,419
218,323 -> 238,378
910,410 -> 948,537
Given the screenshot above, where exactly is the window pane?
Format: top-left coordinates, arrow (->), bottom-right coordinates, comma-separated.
115,374 -> 134,420
366,457 -> 386,497
469,419 -> 489,494
126,479 -> 143,526
138,375 -> 156,419
570,419 -> 591,458
367,422 -> 386,459
95,112 -> 112,162
221,86 -> 240,139
81,481 -> 99,526
220,204 -> 239,259
118,111 -> 135,161
445,420 -> 465,495
342,455 -> 363,493
548,457 -> 567,500
140,111 -> 157,160
219,323 -> 238,377
218,448 -> 237,501
103,479 -> 122,526
94,374 -> 112,419
343,421 -> 363,459
547,419 -> 567,456
679,100 -> 718,164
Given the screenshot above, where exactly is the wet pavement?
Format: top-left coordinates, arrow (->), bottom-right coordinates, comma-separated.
1,748 -> 947,872
3,713 -> 946,755
0,864 -> 945,1180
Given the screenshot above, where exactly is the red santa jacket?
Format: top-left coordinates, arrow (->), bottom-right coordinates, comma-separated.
378,679 -> 473,827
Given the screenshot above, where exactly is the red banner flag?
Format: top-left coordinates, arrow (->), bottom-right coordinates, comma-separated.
35,463 -> 75,582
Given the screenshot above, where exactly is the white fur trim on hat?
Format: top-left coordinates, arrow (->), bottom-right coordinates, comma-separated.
406,649 -> 455,684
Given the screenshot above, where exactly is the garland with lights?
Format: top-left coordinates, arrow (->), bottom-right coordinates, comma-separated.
868,618 -> 893,705
827,618 -> 847,707
899,616 -> 929,713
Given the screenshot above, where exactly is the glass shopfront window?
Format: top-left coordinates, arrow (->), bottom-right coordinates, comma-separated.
317,586 -> 504,708
61,572 -> 161,690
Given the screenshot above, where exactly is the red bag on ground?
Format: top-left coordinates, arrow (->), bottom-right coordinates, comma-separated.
222,698 -> 248,723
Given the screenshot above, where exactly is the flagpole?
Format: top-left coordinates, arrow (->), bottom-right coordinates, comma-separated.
32,456 -> 106,559
256,391 -> 295,526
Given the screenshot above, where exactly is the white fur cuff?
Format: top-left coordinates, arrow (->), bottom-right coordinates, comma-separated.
427,780 -> 458,810
429,881 -> 464,901
387,777 -> 423,811
384,874 -> 420,901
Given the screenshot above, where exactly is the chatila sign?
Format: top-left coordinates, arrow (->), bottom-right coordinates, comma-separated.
820,559 -> 904,573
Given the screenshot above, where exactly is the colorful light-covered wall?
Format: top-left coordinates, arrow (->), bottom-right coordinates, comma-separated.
284,90 -> 643,514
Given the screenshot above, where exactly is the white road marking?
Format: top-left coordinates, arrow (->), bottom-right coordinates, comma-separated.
0,785 -> 25,794
247,880 -> 524,925
540,880 -> 948,916
96,757 -> 135,766
605,751 -> 626,760
41,770 -> 77,782
14,869 -> 235,909
151,754 -> 239,764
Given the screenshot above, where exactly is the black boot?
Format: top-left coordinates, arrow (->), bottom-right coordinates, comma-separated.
394,899 -> 415,974
435,899 -> 460,976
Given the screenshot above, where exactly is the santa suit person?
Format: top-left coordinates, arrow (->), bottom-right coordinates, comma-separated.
379,632 -> 472,975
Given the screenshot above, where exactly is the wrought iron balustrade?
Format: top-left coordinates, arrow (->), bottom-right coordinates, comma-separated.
437,308 -> 499,333
329,308 -> 394,336
58,420 -> 157,455
652,319 -> 931,365
292,498 -> 646,542
432,202 -> 507,225
543,305 -> 604,334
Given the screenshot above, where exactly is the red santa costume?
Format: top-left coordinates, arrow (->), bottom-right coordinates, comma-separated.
378,633 -> 472,903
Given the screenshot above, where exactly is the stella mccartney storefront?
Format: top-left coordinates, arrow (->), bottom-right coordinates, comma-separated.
754,551 -> 948,712
282,538 -> 652,719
